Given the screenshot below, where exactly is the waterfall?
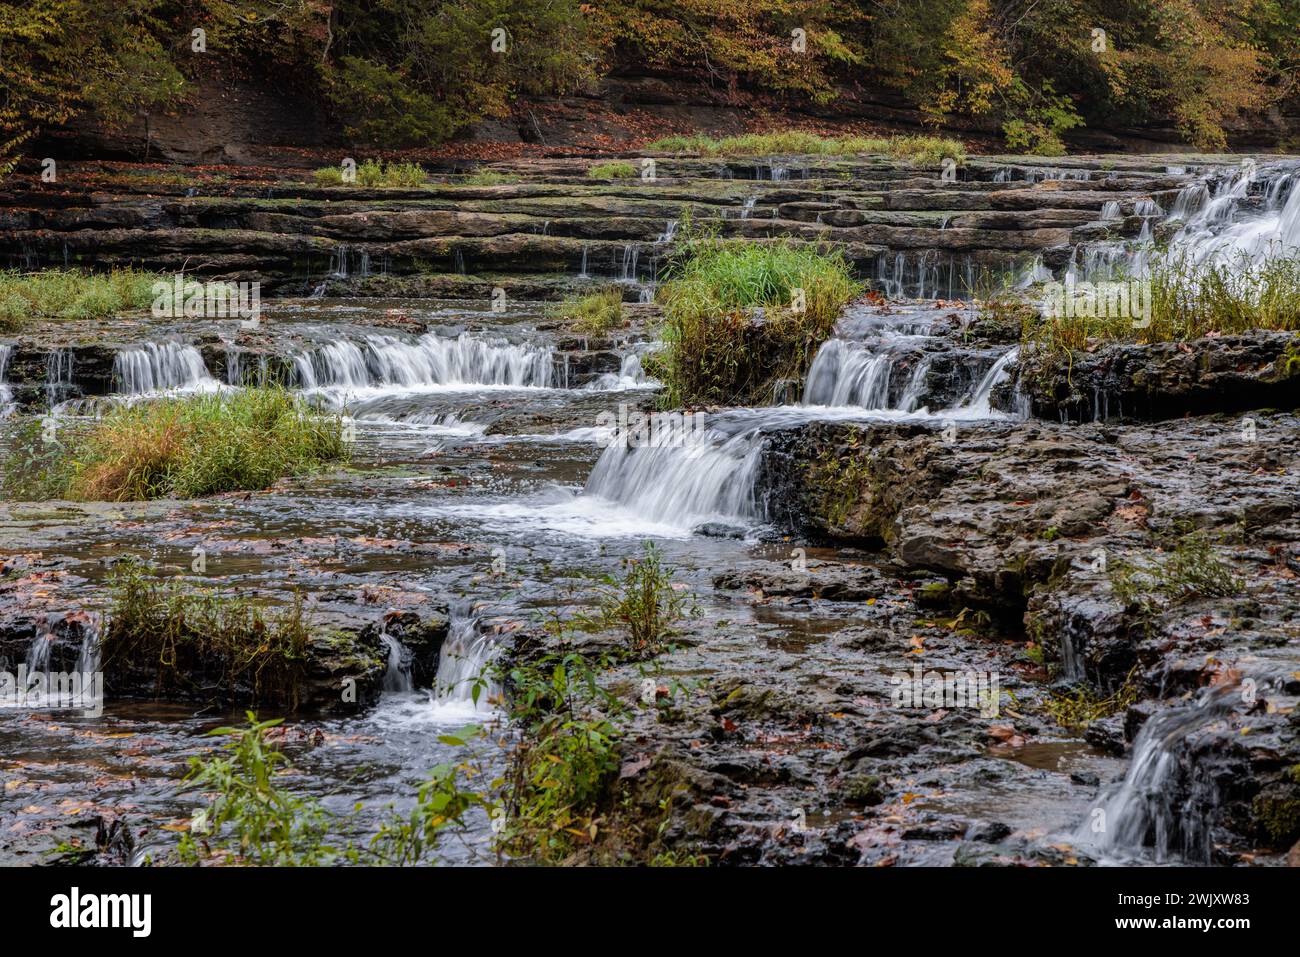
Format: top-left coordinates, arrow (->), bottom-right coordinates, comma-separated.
431,602 -> 501,714
45,350 -> 74,406
964,347 -> 1020,415
803,340 -> 895,408
582,418 -> 765,528
113,342 -> 217,394
583,351 -> 651,391
1076,684 -> 1241,864
0,344 -> 13,415
1168,162 -> 1300,267
379,631 -> 414,693
293,333 -> 555,392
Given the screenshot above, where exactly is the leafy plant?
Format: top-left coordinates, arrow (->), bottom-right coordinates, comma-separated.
550,288 -> 624,336
592,542 -> 692,658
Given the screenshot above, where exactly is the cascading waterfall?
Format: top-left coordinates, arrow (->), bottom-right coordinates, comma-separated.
1167,162 -> 1300,267
1076,683 -> 1242,864
293,333 -> 555,392
803,340 -> 895,409
380,631 -> 414,693
113,342 -> 217,393
432,602 -> 501,713
45,350 -> 74,406
0,344 -> 13,415
582,417 -> 765,528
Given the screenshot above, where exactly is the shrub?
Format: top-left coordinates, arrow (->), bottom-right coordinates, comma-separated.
587,161 -> 637,180
550,288 -> 624,336
657,236 -> 862,406
63,387 -> 349,502
593,542 -> 692,658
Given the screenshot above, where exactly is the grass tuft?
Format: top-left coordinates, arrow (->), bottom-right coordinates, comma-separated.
587,161 -> 637,180
550,288 -> 625,336
656,233 -> 862,406
312,159 -> 428,187
644,131 -> 965,166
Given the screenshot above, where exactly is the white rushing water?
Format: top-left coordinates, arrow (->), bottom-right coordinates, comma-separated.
1074,684 -> 1242,864
293,332 -> 555,394
0,344 -> 13,416
113,342 -> 220,394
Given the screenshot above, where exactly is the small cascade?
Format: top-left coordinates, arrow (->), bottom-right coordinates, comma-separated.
874,250 -> 977,300
113,342 -> 217,394
582,417 -> 764,528
897,357 -> 933,413
0,344 -> 13,415
803,340 -> 895,409
578,245 -> 590,278
432,602 -> 501,712
1100,200 -> 1122,220
45,350 -> 74,406
329,243 -> 349,279
583,351 -> 651,391
964,346 -> 1021,416
379,631 -> 414,694
619,244 -> 640,281
26,630 -> 54,674
1077,684 -> 1241,864
1168,162 -> 1300,267
656,220 -> 678,244
739,197 -> 757,220
293,333 -> 555,392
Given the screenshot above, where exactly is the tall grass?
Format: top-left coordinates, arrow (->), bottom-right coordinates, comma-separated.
657,236 -> 862,406
644,131 -> 965,166
0,268 -> 161,329
60,387 -> 348,501
312,159 -> 428,187
550,288 -> 624,336
1019,251 -> 1300,354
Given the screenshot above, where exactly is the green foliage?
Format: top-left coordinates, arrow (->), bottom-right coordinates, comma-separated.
550,288 -> 624,336
1109,526 -> 1244,617
657,234 -> 862,406
645,131 -> 965,166
179,713 -> 494,865
41,387 -> 349,502
311,159 -> 427,187
1020,253 -> 1300,362
592,542 -> 692,658
587,161 -> 637,179
0,268 -> 161,330
179,714 -> 335,865
104,560 -> 312,708
1044,667 -> 1141,731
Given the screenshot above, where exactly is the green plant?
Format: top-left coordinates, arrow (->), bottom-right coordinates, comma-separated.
460,169 -> 521,186
180,714 -> 493,866
657,233 -> 862,406
312,159 -> 428,187
550,288 -> 624,336
42,386 -> 349,502
179,714 -> 337,865
1108,526 -> 1244,619
592,542 -> 692,658
0,268 -> 161,329
103,559 -> 312,708
644,131 -> 965,166
587,161 -> 637,179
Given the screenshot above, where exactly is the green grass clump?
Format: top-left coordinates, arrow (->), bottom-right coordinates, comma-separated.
0,268 -> 161,330
644,131 -> 965,166
104,560 -> 312,708
550,288 -> 625,336
1045,667 -> 1141,731
9,387 -> 349,502
312,159 -> 428,187
657,236 -> 862,406
1020,252 -> 1300,356
587,161 -> 637,180
460,169 -> 521,186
